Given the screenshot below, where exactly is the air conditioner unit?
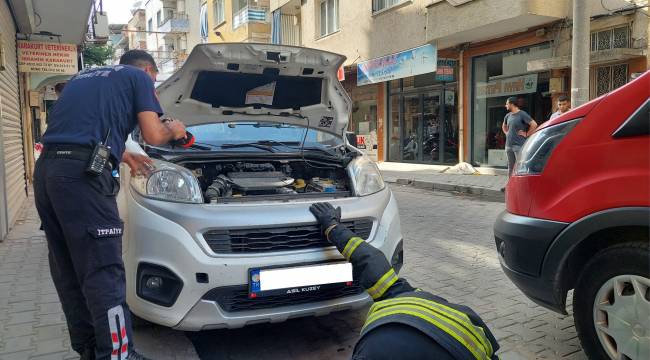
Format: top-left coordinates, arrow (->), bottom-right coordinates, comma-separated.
94,12 -> 109,38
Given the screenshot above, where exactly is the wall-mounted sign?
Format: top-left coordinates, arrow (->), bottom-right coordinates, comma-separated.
436,58 -> 457,82
17,41 -> 78,74
357,44 -> 437,86
475,73 -> 538,99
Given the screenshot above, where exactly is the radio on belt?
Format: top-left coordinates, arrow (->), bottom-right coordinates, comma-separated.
86,129 -> 111,176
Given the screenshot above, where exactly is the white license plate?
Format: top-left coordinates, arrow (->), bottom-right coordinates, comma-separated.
249,262 -> 353,298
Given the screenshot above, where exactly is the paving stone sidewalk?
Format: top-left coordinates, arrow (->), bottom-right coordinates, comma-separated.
0,198 -> 198,360
378,162 -> 508,201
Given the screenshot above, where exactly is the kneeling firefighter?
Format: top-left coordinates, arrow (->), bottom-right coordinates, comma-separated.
309,203 -> 499,360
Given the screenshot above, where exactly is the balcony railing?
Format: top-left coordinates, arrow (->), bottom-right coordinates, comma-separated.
159,13 -> 190,33
233,6 -> 270,30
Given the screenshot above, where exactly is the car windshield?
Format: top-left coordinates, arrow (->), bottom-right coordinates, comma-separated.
188,122 -> 343,151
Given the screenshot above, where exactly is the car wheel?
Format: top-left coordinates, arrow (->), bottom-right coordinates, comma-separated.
573,242 -> 650,360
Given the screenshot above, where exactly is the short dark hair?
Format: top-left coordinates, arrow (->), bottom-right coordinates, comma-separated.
506,96 -> 519,106
558,95 -> 570,102
119,50 -> 158,72
54,82 -> 66,95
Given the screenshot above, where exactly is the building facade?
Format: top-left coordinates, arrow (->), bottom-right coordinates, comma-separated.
144,0 -> 203,79
206,0 -> 272,43
0,0 -> 94,240
270,0 -> 649,166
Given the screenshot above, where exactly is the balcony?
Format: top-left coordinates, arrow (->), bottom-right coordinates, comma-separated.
158,13 -> 190,33
233,6 -> 270,30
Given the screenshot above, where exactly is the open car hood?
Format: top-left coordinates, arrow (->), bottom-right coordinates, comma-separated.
156,43 -> 351,137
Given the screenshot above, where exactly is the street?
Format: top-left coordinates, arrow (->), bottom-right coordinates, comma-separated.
185,185 -> 586,360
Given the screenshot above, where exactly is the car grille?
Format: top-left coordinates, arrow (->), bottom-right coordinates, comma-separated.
203,219 -> 373,254
202,282 -> 366,312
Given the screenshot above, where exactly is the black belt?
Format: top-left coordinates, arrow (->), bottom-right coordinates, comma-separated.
42,144 -> 116,171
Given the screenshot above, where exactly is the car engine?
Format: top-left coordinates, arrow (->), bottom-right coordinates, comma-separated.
184,161 -> 350,203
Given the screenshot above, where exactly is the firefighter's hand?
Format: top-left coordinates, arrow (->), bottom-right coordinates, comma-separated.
122,152 -> 154,177
309,202 -> 341,230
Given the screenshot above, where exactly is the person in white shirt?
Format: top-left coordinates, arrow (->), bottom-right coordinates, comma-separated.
550,95 -> 571,120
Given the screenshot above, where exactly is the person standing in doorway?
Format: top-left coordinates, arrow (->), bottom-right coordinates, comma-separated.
550,95 -> 571,120
501,96 -> 538,192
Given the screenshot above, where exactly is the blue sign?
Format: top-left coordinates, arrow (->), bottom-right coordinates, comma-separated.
357,44 -> 437,86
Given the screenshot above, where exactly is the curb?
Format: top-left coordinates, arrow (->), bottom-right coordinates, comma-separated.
391,178 -> 505,203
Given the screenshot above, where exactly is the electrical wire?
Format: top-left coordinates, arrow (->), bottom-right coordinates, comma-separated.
299,117 -> 338,169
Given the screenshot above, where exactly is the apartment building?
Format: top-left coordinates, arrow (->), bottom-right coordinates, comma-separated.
270,0 -> 649,167
144,0 -> 203,79
206,0 -> 272,43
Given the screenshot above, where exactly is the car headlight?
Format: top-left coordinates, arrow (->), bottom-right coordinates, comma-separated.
131,159 -> 203,203
348,156 -> 386,196
515,118 -> 581,176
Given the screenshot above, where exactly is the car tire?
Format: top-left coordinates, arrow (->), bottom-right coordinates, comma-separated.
573,241 -> 650,360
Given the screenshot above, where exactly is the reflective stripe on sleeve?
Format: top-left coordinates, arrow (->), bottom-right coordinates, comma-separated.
366,269 -> 399,300
362,304 -> 491,360
341,237 -> 364,259
368,296 -> 493,356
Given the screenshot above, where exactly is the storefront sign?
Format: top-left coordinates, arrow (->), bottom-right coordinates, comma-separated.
475,73 -> 538,99
17,41 -> 78,74
436,59 -> 456,82
357,44 -> 437,86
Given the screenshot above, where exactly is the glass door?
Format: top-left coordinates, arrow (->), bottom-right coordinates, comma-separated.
422,91 -> 441,163
402,94 -> 421,162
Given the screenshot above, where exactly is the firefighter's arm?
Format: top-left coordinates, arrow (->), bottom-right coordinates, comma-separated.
309,203 -> 414,301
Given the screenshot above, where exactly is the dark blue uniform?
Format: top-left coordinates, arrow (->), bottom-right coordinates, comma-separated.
34,65 -> 162,360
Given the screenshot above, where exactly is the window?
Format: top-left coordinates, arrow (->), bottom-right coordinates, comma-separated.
594,64 -> 628,97
590,26 -> 630,52
213,0 -> 225,24
147,18 -> 153,31
373,0 -> 405,13
319,0 -> 339,37
156,10 -> 162,27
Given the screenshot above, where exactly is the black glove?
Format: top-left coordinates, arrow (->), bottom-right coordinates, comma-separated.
309,202 -> 341,232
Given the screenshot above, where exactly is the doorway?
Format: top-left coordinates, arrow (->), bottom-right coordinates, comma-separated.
389,81 -> 458,164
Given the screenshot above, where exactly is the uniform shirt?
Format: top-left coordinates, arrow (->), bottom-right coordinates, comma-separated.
43,65 -> 163,162
504,110 -> 533,149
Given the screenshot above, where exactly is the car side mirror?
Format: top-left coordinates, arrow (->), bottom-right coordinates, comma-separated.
346,132 -> 358,147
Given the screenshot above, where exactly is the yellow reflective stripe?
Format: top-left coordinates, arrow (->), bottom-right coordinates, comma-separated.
367,269 -> 398,300
369,297 -> 493,356
342,237 -> 364,259
363,306 -> 489,360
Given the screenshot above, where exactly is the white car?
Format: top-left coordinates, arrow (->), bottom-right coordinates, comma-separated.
117,43 -> 403,331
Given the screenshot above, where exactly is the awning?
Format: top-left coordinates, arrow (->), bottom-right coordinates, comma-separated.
527,48 -> 648,72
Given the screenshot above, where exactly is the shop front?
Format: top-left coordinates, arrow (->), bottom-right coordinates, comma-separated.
387,73 -> 459,164
470,42 -> 553,168
341,67 -> 380,161
357,44 -> 462,165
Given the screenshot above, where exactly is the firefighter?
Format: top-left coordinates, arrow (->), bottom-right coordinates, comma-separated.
309,202 -> 500,360
34,50 -> 187,360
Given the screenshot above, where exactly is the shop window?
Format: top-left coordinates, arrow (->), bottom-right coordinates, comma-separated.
319,0 -> 339,37
213,0 -> 225,25
591,26 -> 630,52
471,43 -> 552,167
373,0 -> 406,13
594,64 -> 628,97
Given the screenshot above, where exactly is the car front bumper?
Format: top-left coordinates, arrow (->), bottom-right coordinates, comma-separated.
123,187 -> 402,330
493,211 -> 568,313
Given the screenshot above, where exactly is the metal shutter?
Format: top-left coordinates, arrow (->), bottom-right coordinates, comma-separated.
0,0 -> 27,240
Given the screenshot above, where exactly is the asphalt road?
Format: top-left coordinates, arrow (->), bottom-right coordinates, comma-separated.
186,185 -> 586,360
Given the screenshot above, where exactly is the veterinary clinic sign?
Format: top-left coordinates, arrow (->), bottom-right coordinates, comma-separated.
476,73 -> 538,99
17,41 -> 78,74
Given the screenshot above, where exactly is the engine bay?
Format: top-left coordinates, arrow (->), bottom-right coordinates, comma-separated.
182,160 -> 351,203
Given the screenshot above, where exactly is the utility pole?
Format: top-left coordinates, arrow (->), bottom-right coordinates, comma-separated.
571,0 -> 590,108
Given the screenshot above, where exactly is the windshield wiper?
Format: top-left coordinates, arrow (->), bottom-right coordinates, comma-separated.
220,142 -> 276,152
